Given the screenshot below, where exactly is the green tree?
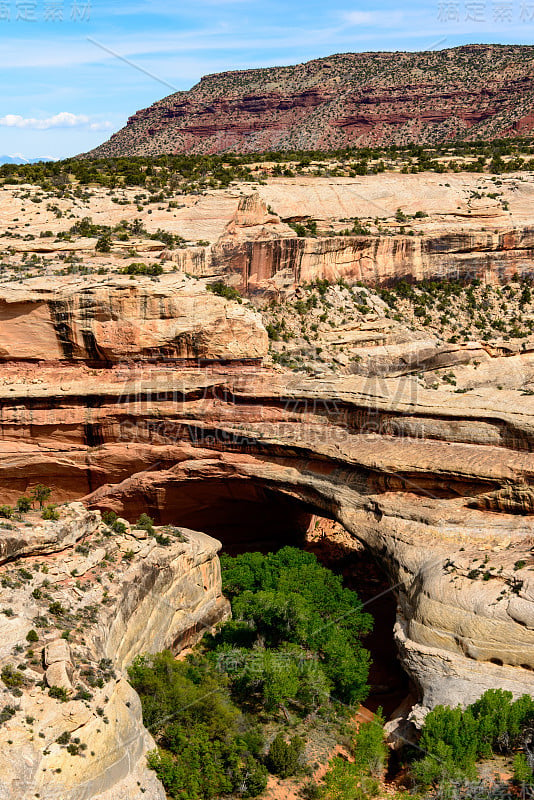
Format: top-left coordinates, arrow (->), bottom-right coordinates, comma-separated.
320,757 -> 378,800
513,753 -> 533,784
96,234 -> 112,252
220,548 -> 372,706
136,513 -> 155,535
42,504 -> 60,521
352,716 -> 388,776
31,484 -> 51,510
15,496 -> 32,513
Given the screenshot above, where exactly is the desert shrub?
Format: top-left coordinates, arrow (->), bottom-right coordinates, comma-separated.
102,510 -> 117,526
265,733 -> 304,777
352,716 -> 388,776
102,510 -> 127,534
48,686 -> 69,701
320,756 -> 380,800
135,513 -> 155,536
1,665 -> 25,688
0,706 -> 17,724
15,496 -> 32,513
112,520 -> 127,534
412,689 -> 534,787
42,504 -> 60,521
513,753 -> 533,784
95,234 -> 111,252
206,281 -> 242,303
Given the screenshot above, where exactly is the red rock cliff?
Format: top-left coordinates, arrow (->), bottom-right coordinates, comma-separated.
87,45 -> 534,156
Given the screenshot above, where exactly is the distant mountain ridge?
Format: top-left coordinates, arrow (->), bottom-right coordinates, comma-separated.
0,156 -> 53,165
86,44 -> 534,157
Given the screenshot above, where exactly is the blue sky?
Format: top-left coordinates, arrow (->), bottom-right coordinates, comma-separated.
1,0 -> 534,159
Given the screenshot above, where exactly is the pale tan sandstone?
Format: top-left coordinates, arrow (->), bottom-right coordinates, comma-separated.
4,173 -> 534,294
0,503 -> 229,800
0,360 -> 531,716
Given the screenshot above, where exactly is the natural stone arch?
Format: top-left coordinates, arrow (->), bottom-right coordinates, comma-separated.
85,446 -> 534,720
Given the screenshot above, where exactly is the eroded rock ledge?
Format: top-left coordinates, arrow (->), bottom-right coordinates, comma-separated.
0,358 -> 532,722
0,274 -> 268,364
0,503 -> 229,800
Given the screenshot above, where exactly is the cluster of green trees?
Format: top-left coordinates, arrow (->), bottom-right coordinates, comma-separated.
120,262 -> 164,276
411,689 -> 534,787
0,485 -> 58,521
54,215 -> 185,253
218,548 -> 372,706
129,651 -> 268,799
308,718 -> 387,800
206,281 -> 243,303
129,547 -> 373,799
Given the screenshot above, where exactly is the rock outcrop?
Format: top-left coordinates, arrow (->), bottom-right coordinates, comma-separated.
5,173 -> 534,297
1,229 -> 534,788
0,357 -> 533,721
0,275 -> 268,363
0,503 -> 229,800
164,178 -> 534,293
213,224 -> 534,293
86,45 -> 534,157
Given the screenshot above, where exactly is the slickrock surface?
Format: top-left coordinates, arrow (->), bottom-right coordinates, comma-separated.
1,165 -> 534,787
86,45 -> 534,156
211,184 -> 534,292
4,172 -> 534,294
0,275 -> 268,363
0,502 -> 229,800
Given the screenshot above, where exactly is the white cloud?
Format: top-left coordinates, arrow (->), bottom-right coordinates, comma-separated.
342,11 -> 377,24
0,112 -> 112,131
341,10 -> 405,26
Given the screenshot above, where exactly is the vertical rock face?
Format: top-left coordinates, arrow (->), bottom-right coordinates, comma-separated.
75,369 -> 534,724
151,180 -> 534,295
0,275 -> 268,363
85,45 -> 534,157
0,504 -> 229,800
212,213 -> 534,292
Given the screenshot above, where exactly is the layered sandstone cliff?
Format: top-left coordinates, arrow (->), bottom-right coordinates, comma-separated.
168,180 -> 534,292
0,275 -> 268,363
4,173 -> 534,296
0,502 -> 229,800
0,354 -> 533,722
86,45 -> 534,157
0,238 -> 533,793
